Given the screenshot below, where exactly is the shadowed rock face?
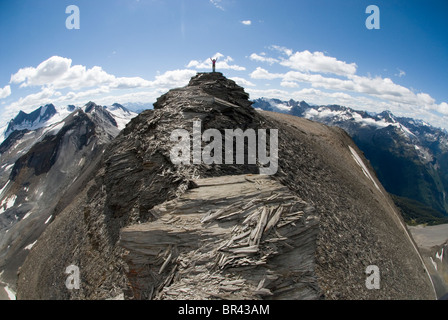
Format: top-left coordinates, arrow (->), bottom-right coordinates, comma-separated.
4,104 -> 57,139
17,72 -> 435,300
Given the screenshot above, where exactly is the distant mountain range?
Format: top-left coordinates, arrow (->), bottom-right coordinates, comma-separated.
120,102 -> 155,114
0,102 -> 136,297
253,98 -> 448,225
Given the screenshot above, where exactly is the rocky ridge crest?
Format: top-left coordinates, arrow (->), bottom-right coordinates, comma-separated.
16,72 -> 436,300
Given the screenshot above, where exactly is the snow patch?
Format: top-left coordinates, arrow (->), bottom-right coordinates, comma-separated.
399,123 -> 416,137
42,121 -> 64,136
22,211 -> 32,220
349,146 -> 381,192
40,105 -> 48,117
24,240 -> 37,250
436,248 -> 444,263
305,108 -> 348,121
3,164 -> 14,171
3,286 -> 16,300
0,194 -> 17,214
106,107 -> 137,131
274,103 -> 292,112
304,107 -> 413,130
0,271 -> 16,300
1,163 -> 14,170
2,106 -> 71,144
0,180 -> 10,197
45,215 -> 52,224
430,257 -> 438,271
114,117 -> 131,131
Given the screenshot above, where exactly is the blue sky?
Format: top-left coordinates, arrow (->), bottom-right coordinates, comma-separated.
1,0 -> 447,129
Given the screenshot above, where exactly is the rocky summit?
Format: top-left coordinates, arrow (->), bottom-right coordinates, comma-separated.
16,72 -> 436,300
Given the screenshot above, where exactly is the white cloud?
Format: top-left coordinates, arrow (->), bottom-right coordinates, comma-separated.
270,45 -> 293,57
210,0 -> 224,11
258,48 -> 440,111
247,88 -> 290,100
95,91 -> 162,108
254,47 -> 357,76
2,59 -> 198,128
3,50 -> 448,131
395,69 -> 406,78
248,46 -> 448,129
280,50 -> 357,76
3,68 -> 195,115
435,102 -> 448,115
55,86 -> 111,103
149,69 -> 197,88
250,66 -> 444,114
249,67 -> 283,80
10,56 -> 152,91
187,53 -> 246,71
10,56 -> 72,87
289,88 -> 382,110
230,77 -> 255,87
252,84 -> 448,129
241,20 -> 252,26
0,85 -> 11,99
3,87 -> 60,119
249,53 -> 278,65
283,71 -> 353,91
280,81 -> 299,88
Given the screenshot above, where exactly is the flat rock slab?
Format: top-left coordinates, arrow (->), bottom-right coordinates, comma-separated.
119,174 -> 320,300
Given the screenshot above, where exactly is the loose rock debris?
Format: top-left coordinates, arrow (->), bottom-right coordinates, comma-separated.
119,174 -> 320,300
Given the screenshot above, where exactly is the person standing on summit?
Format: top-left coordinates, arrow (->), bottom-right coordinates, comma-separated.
210,57 -> 218,72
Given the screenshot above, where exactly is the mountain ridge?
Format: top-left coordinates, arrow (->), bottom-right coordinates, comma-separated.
15,73 -> 436,300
